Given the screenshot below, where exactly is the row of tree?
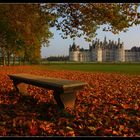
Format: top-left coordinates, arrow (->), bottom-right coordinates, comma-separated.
45,55 -> 69,61
0,3 -> 140,65
0,4 -> 55,65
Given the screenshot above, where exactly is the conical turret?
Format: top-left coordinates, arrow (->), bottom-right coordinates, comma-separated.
92,40 -> 94,45
104,36 -> 107,44
72,38 -> 76,46
118,38 -> 120,45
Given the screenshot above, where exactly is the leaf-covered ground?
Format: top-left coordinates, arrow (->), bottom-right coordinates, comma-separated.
0,65 -> 139,136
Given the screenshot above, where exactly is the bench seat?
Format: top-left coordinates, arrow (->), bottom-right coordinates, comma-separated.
8,73 -> 87,110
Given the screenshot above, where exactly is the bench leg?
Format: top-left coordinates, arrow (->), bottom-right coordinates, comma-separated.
53,90 -> 76,109
53,90 -> 76,118
60,91 -> 76,109
53,90 -> 65,110
13,80 -> 21,93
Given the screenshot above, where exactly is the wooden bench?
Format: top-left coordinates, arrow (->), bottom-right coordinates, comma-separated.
8,73 -> 87,110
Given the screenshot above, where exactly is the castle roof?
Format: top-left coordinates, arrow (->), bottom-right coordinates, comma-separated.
71,42 -> 76,48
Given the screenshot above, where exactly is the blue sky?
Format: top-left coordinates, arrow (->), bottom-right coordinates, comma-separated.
41,24 -> 140,58
41,5 -> 140,58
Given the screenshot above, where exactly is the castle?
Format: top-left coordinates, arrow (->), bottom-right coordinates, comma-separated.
69,37 -> 140,62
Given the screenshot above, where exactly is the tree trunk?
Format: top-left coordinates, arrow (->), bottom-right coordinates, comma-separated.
0,57 -> 5,66
13,55 -> 15,66
7,52 -> 10,66
18,57 -> 20,65
23,58 -> 25,65
1,48 -> 5,66
2,57 -> 6,66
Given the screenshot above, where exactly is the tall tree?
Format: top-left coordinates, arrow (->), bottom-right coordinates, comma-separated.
0,4 -> 55,65
0,14 -> 18,65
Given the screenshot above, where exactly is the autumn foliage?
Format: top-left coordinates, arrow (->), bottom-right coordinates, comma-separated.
0,65 -> 139,136
0,4 -> 140,65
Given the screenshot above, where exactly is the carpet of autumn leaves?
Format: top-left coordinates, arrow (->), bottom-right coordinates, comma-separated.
0,65 -> 139,136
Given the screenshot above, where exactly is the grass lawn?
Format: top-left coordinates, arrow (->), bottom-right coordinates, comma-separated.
33,62 -> 140,75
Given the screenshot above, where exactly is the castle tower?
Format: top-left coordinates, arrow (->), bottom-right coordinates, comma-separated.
116,41 -> 125,62
104,36 -> 107,42
120,42 -> 125,62
92,40 -> 94,45
97,44 -> 102,62
118,38 -> 120,45
72,38 -> 76,47
97,39 -> 100,44
69,38 -> 80,61
112,40 -> 114,45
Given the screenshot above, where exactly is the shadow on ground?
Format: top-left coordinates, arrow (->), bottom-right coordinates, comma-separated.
0,90 -> 75,121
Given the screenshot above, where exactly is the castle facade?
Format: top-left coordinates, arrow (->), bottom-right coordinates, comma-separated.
69,37 -> 140,62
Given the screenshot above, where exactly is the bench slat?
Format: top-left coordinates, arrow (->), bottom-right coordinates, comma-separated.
8,73 -> 87,93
